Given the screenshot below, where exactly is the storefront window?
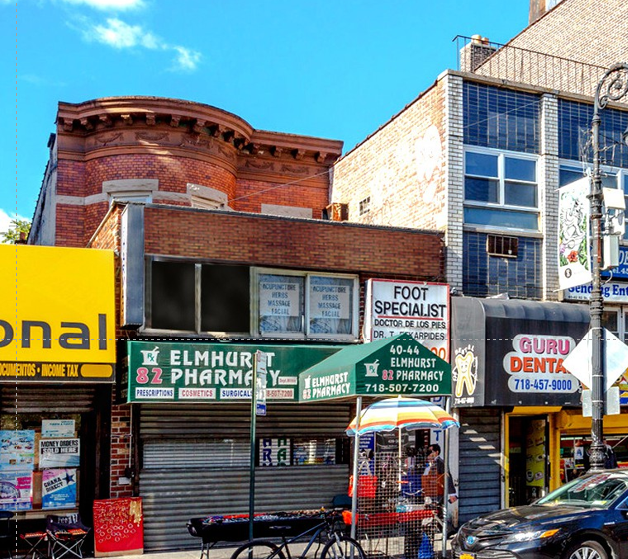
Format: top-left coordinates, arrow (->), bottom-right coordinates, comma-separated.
560,435 -> 628,483
292,438 -> 338,465
0,415 -> 81,512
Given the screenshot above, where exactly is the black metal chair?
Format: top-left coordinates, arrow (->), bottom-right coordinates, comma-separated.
46,514 -> 90,559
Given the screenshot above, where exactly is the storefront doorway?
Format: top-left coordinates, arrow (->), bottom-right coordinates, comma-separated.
508,415 -> 550,506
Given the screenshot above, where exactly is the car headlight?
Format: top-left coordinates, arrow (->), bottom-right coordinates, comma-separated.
502,528 -> 560,543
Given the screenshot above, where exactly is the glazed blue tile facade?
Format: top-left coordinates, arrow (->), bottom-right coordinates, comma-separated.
464,82 -> 541,154
558,99 -> 628,167
463,232 -> 543,299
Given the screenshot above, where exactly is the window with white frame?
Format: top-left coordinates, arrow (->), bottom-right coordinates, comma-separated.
103,179 -> 157,205
560,163 -> 628,240
464,148 -> 539,231
254,269 -> 359,340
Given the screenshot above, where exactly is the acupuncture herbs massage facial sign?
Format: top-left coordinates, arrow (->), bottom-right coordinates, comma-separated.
503,334 -> 579,394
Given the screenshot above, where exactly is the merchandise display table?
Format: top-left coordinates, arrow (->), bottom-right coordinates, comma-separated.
187,510 -> 326,559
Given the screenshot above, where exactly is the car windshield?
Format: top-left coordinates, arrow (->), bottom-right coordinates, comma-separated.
536,473 -> 628,508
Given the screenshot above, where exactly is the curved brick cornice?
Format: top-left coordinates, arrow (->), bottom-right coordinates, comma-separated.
56,97 -> 343,180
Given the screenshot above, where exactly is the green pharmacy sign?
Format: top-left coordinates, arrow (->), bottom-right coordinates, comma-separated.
299,334 -> 452,402
127,341 -> 339,403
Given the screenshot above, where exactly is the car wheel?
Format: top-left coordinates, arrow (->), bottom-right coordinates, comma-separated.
564,540 -> 608,559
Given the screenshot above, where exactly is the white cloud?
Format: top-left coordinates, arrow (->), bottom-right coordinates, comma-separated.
91,17 -> 159,49
0,209 -> 25,236
84,17 -> 201,72
172,46 -> 201,72
61,0 -> 144,10
19,74 -> 67,87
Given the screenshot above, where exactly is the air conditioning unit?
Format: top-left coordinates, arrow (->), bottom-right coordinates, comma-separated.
487,234 -> 518,258
324,203 -> 349,222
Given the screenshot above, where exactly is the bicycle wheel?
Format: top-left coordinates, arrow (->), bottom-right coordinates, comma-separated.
230,540 -> 287,559
321,535 -> 365,559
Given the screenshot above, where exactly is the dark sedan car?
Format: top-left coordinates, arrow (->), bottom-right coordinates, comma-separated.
452,470 -> 628,559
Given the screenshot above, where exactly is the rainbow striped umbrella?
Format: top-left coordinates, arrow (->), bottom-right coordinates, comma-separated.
346,397 -> 459,436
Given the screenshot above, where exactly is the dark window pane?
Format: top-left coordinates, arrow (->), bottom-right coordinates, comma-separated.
505,157 -> 535,181
602,310 -> 618,334
201,265 -> 250,333
504,182 -> 537,207
466,152 -> 498,177
559,99 -> 628,166
151,261 -> 195,330
602,172 -> 618,189
464,207 -> 539,230
464,82 -> 540,153
465,177 -> 499,202
559,167 -> 584,187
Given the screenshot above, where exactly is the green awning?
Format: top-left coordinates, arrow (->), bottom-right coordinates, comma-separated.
298,333 -> 452,402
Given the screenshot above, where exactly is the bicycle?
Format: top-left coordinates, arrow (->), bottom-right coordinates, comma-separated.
229,509 -> 365,559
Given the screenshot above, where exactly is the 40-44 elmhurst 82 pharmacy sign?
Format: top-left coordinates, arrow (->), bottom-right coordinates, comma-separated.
299,334 -> 452,402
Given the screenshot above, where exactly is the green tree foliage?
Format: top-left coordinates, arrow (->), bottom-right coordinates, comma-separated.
0,218 -> 31,244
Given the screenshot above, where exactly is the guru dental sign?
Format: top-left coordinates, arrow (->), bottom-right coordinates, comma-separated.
503,334 -> 579,394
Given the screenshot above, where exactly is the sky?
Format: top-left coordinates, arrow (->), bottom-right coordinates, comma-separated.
1,0 -> 530,236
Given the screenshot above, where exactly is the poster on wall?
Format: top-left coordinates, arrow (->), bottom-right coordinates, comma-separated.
308,276 -> 354,335
258,274 -> 302,334
364,279 -> 450,361
42,468 -> 77,509
41,420 -> 75,439
39,439 -> 80,469
259,438 -> 291,466
0,430 -> 35,469
0,470 -> 33,510
525,419 -> 546,488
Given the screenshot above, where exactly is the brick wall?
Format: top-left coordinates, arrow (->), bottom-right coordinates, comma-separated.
471,0 -> 628,97
85,154 -> 237,199
507,0 -> 628,69
332,80 -> 448,232
90,206 -> 134,499
109,403 -> 133,499
234,178 -> 328,218
144,206 -> 445,280
54,150 -> 333,246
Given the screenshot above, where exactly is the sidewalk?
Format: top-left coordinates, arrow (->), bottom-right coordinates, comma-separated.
107,538 -> 454,559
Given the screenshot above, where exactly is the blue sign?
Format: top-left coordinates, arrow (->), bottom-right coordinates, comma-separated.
42,469 -> 77,509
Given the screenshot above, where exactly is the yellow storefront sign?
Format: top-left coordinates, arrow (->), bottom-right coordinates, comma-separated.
0,245 -> 115,382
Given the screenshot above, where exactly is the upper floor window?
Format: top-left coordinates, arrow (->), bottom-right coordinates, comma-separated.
464,148 -> 539,231
146,259 -> 359,341
464,82 -> 540,154
559,99 -> 628,167
104,179 -> 157,205
254,269 -> 358,340
359,197 -> 371,216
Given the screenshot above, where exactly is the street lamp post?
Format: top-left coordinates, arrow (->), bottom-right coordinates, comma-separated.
589,63 -> 628,471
